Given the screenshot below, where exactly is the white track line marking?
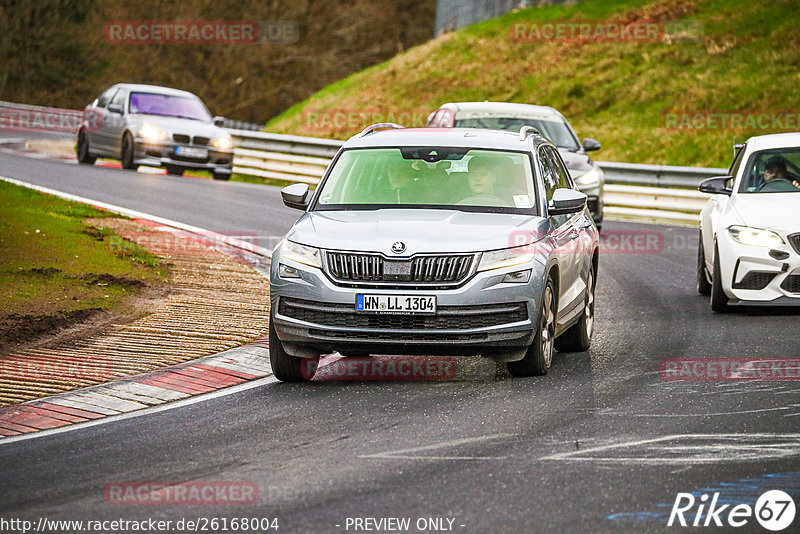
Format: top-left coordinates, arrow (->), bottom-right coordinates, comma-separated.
0,175 -> 273,257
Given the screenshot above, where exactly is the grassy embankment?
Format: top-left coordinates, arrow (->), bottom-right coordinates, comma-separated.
0,181 -> 166,350
265,0 -> 800,168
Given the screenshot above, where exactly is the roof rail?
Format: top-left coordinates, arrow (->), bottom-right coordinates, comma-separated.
519,125 -> 541,141
359,123 -> 405,136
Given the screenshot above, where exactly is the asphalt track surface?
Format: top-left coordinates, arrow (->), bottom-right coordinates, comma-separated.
1,142 -> 800,533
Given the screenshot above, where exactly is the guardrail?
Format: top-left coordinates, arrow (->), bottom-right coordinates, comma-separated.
225,129 -> 722,225
0,100 -> 719,226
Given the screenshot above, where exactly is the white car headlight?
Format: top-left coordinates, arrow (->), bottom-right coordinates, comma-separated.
574,167 -> 601,187
728,226 -> 784,247
138,124 -> 167,142
282,240 -> 322,268
211,137 -> 232,149
478,245 -> 536,272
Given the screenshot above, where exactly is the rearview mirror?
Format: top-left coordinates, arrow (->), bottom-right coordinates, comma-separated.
582,138 -> 601,152
108,103 -> 123,114
548,188 -> 587,215
213,116 -> 225,127
699,176 -> 733,196
281,183 -> 310,210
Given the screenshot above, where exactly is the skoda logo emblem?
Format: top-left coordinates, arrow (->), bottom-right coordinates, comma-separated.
391,241 -> 406,254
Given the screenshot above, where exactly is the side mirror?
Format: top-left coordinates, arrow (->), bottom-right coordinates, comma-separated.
281,183 -> 310,210
699,176 -> 733,196
582,138 -> 601,152
548,188 -> 587,215
108,103 -> 123,114
213,116 -> 225,127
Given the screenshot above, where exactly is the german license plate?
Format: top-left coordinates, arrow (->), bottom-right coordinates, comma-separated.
356,294 -> 436,314
174,146 -> 208,158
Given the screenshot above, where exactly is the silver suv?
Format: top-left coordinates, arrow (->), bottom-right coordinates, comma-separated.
428,102 -> 605,228
269,125 -> 599,381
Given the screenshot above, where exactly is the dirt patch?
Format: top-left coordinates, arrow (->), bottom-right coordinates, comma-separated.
80,273 -> 147,288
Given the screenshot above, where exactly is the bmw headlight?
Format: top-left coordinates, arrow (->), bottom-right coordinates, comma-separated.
574,167 -> 601,187
728,226 -> 784,247
138,124 -> 167,142
211,137 -> 232,149
478,245 -> 536,272
282,240 -> 322,268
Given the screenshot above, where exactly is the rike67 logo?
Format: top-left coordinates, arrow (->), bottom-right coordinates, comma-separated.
668,490 -> 796,531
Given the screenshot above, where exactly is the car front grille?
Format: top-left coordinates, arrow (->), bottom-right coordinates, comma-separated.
788,233 -> 800,255
732,271 -> 777,290
171,134 -> 210,146
780,275 -> 800,293
279,298 -> 528,330
325,252 -> 475,285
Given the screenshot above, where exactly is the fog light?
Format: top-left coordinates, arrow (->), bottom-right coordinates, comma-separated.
279,264 -> 300,279
769,250 -> 790,261
503,269 -> 531,283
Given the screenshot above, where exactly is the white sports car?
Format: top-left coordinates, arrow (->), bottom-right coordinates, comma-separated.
698,133 -> 800,311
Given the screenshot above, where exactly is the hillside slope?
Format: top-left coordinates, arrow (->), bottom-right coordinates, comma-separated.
266,0 -> 800,167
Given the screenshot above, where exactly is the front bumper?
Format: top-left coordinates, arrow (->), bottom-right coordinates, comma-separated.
718,229 -> 800,304
133,139 -> 233,174
269,254 -> 546,357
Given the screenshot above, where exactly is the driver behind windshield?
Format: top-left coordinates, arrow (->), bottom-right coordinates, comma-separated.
762,157 -> 800,190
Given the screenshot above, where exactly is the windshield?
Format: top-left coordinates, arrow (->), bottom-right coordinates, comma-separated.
738,148 -> 800,193
454,116 -> 580,150
129,92 -> 212,121
314,147 -> 538,213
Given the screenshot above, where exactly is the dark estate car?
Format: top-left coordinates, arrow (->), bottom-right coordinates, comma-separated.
76,83 -> 234,179
428,102 -> 605,228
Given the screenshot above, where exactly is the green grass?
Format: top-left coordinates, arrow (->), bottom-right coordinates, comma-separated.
0,180 -> 166,341
266,0 -> 800,168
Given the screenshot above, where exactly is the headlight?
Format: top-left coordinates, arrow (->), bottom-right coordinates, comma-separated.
211,137 -> 232,149
728,226 -> 784,247
282,240 -> 322,268
574,167 -> 601,187
478,245 -> 536,272
138,124 -> 167,142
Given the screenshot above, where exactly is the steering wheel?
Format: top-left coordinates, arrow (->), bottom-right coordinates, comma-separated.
757,178 -> 799,193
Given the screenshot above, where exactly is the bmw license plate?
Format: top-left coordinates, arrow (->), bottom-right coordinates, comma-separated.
174,146 -> 208,158
356,294 -> 436,314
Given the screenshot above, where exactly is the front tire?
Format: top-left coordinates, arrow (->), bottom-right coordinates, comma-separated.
710,241 -> 729,313
555,267 -> 594,352
121,132 -> 136,170
508,276 -> 556,377
76,130 -> 96,164
269,316 -> 317,382
697,229 -> 711,296
212,171 -> 231,181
